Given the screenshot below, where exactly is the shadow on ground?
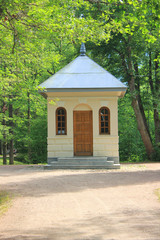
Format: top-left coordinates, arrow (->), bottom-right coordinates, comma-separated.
1,168 -> 160,197
0,208 -> 160,240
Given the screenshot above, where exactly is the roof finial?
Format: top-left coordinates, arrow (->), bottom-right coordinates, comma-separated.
80,42 -> 86,56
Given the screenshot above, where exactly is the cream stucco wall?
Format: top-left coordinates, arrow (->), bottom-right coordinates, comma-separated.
47,93 -> 119,161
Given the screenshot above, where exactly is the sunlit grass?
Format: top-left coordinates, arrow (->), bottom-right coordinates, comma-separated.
155,188 -> 160,202
121,164 -> 146,170
0,157 -> 25,165
0,191 -> 12,216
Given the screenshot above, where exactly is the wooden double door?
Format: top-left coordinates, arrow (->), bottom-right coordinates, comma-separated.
73,111 -> 93,156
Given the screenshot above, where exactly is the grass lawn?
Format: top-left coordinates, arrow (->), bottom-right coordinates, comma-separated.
0,191 -> 12,216
0,156 -> 25,165
0,156 -> 46,165
155,188 -> 160,202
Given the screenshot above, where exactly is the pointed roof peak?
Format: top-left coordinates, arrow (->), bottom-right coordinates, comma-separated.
80,42 -> 86,56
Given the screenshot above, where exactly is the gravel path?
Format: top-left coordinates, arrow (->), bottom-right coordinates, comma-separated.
0,163 -> 160,240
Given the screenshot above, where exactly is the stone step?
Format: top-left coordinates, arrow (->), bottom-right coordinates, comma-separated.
49,157 -> 114,166
49,157 -> 109,164
44,164 -> 120,170
45,157 -> 120,170
50,160 -> 114,166
58,157 -> 108,160
49,157 -> 108,162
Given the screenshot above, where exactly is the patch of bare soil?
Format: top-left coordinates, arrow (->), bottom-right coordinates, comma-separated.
0,163 -> 160,240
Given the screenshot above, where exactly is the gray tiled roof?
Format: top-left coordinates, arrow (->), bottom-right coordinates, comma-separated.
39,54 -> 126,92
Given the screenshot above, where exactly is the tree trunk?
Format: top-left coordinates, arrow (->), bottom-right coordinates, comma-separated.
154,51 -> 160,143
9,139 -> 14,164
127,42 -> 154,157
130,89 -> 154,156
154,107 -> 160,143
149,51 -> 160,144
0,140 -> 2,155
2,116 -> 7,165
9,103 -> 14,164
2,141 -> 7,165
134,62 -> 151,139
27,92 -> 31,162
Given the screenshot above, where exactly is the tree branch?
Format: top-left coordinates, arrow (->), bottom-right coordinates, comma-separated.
47,70 -> 54,75
113,47 -> 129,77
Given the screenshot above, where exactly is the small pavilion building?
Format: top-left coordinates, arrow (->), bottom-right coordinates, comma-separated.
39,43 -> 126,169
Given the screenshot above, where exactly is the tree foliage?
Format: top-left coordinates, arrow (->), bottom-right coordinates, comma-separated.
84,0 -> 160,159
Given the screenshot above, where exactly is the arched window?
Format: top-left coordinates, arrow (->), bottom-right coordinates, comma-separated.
99,107 -> 110,134
56,107 -> 67,135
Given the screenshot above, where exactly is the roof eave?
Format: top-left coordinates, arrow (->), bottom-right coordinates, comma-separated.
38,87 -> 127,98
41,87 -> 127,92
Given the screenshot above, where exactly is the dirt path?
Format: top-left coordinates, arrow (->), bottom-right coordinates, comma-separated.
0,163 -> 160,240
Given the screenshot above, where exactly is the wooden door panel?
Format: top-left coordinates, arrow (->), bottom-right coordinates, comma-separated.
77,144 -> 82,152
74,111 -> 93,156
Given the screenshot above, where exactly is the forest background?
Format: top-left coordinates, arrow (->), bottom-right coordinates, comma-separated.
0,0 -> 160,165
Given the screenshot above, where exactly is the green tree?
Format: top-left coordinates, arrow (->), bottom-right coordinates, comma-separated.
82,0 -> 160,159
0,0 -> 86,164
